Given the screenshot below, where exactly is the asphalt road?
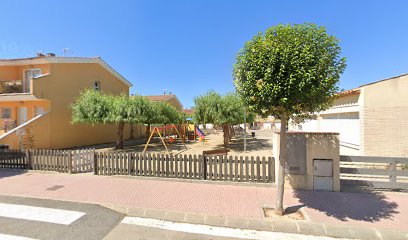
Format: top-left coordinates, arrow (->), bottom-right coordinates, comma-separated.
0,195 -> 123,240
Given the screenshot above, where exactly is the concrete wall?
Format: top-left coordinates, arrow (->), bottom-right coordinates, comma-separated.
361,75 -> 408,157
273,131 -> 340,191
0,99 -> 50,126
0,65 -> 51,81
0,113 -> 51,149
30,63 -> 137,149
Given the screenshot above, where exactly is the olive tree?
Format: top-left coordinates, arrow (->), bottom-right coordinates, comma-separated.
233,23 -> 346,215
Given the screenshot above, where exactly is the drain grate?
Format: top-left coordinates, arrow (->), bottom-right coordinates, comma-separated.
46,185 -> 64,191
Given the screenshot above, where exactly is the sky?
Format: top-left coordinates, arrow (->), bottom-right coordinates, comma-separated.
1,0 -> 408,108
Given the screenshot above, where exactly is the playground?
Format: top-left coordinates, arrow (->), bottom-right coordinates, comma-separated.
86,126 -> 273,157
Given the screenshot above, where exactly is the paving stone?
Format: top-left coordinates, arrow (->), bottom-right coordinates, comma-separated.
185,213 -> 206,225
127,207 -> 145,217
248,219 -> 274,232
205,215 -> 227,227
378,229 -> 408,240
272,220 -> 298,234
226,217 -> 249,229
348,227 -> 381,240
144,209 -> 166,219
325,224 -> 353,239
165,211 -> 186,222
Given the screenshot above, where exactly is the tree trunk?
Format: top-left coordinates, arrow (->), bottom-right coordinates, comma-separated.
146,124 -> 151,137
222,124 -> 229,147
130,124 -> 134,139
116,122 -> 125,149
275,115 -> 287,216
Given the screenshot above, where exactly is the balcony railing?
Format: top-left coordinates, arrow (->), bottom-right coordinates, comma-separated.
0,80 -> 26,94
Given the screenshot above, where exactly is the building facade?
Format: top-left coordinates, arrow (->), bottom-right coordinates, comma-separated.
0,54 -> 140,149
293,74 -> 408,157
144,94 -> 183,111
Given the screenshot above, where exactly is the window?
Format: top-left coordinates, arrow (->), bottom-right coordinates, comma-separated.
1,108 -> 12,119
23,69 -> 41,93
94,81 -> 101,91
34,106 -> 44,116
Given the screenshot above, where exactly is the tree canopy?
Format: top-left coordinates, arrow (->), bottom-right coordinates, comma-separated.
193,91 -> 250,146
233,23 -> 346,120
71,89 -> 185,148
149,102 -> 184,125
71,89 -> 112,125
193,91 -> 246,126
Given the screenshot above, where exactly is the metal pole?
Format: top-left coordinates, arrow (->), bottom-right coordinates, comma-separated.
244,109 -> 247,152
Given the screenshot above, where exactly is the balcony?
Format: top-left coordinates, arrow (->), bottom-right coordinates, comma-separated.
0,80 -> 27,94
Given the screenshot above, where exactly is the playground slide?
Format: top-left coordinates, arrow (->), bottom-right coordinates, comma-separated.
195,126 -> 205,138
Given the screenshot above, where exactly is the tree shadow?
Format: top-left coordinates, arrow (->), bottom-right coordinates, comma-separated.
0,169 -> 29,179
292,189 -> 399,222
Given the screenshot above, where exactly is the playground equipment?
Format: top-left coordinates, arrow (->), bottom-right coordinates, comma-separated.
143,124 -> 187,153
196,126 -> 205,140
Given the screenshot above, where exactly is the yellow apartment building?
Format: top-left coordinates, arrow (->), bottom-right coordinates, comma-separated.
0,53 -> 140,149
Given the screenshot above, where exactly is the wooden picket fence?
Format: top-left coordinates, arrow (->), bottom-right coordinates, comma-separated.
0,149 -> 94,173
94,152 -> 275,183
0,149 -> 275,183
0,150 -> 27,169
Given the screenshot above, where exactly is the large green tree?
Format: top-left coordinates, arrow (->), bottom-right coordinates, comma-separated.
193,91 -> 247,146
233,23 -> 346,215
72,90 -> 151,149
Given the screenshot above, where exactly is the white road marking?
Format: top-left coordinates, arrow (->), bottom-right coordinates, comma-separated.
0,233 -> 37,240
122,217 -> 351,240
0,203 -> 85,225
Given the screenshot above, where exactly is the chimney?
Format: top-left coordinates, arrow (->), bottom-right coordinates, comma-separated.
36,52 -> 45,58
47,53 -> 56,57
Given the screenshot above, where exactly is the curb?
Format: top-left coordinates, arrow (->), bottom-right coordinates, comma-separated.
103,204 -> 408,240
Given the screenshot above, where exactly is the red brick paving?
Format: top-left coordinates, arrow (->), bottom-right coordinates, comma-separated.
0,170 -> 407,231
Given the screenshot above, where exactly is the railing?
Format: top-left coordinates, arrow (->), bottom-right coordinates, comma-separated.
340,155 -> 408,190
0,80 -> 25,94
0,120 -> 17,133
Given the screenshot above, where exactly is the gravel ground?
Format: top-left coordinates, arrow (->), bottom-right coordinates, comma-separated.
78,129 -> 274,158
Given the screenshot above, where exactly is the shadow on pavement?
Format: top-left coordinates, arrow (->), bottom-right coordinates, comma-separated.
0,169 -> 29,179
293,190 -> 399,222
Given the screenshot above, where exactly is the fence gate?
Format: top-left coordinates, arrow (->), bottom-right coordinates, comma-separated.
71,149 -> 94,173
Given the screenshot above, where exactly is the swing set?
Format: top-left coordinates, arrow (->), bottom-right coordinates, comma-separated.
143,124 -> 188,153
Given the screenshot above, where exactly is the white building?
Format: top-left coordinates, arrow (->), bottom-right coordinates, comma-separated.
292,73 -> 408,157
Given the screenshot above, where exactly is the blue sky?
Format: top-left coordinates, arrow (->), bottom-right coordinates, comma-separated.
1,1 -> 408,108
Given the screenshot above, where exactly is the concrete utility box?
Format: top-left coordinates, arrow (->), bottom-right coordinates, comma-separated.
273,131 -> 340,191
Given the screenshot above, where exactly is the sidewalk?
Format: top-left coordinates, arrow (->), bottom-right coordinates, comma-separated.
0,169 -> 407,238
